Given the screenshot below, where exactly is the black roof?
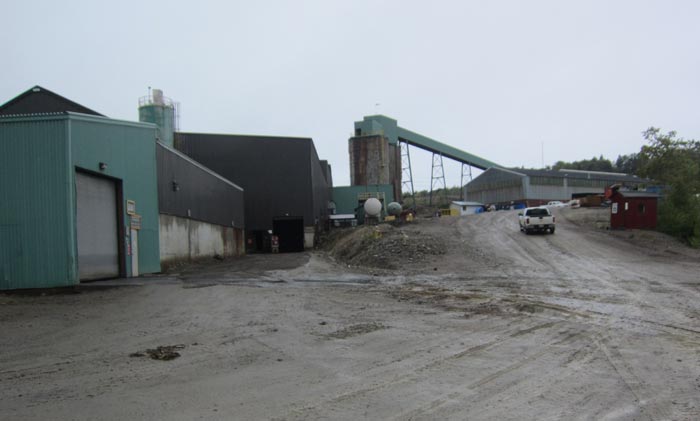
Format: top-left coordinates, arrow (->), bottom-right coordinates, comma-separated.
0,85 -> 103,116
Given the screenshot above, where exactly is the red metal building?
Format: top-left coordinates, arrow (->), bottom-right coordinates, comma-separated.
610,190 -> 659,230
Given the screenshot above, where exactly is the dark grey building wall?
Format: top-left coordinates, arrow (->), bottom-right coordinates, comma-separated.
157,142 -> 245,228
319,160 -> 333,188
310,147 -> 332,224
174,132 -> 330,232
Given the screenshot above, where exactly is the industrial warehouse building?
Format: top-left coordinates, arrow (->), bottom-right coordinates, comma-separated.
0,86 -> 248,290
465,167 -> 650,207
0,111 -> 161,289
156,142 -> 245,266
174,132 -> 332,253
138,90 -> 246,265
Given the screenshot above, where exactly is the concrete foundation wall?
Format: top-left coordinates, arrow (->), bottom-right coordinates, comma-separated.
159,214 -> 243,266
349,135 -> 390,186
304,226 -> 315,249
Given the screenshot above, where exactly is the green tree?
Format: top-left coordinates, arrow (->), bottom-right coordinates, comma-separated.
614,153 -> 640,174
552,156 -> 615,172
638,128 -> 700,246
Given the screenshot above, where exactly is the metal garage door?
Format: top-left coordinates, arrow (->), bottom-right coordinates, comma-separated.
76,172 -> 119,280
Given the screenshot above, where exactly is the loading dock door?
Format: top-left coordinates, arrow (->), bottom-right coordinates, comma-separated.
272,217 -> 305,253
76,172 -> 120,280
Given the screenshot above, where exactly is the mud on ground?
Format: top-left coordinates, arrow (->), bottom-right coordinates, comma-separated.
1,208 -> 699,420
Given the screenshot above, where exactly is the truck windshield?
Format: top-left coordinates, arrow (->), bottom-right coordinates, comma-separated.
527,208 -> 549,217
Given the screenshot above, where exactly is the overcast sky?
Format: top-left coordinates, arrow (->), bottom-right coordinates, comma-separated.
3,1 -> 699,190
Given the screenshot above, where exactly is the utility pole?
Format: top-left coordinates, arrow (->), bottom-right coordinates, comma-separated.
541,141 -> 544,169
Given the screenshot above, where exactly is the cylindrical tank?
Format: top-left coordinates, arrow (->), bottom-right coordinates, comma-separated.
387,202 -> 402,216
138,89 -> 177,147
364,198 -> 382,217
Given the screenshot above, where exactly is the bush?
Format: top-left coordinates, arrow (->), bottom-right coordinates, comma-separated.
658,188 -> 700,247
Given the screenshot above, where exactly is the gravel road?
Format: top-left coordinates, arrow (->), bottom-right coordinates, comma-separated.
1,209 -> 699,420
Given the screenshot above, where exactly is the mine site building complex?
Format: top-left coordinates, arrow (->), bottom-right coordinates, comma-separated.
173,132 -> 332,254
466,167 -> 651,207
0,86 -> 247,290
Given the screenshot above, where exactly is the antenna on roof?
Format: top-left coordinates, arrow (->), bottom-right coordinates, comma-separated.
541,141 -> 544,169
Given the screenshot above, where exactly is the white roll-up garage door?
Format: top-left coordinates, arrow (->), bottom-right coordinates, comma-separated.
76,172 -> 120,280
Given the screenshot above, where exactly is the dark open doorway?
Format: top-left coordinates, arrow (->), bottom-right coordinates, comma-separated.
272,216 -> 305,253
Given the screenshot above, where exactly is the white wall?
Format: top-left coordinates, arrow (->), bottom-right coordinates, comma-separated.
159,214 -> 243,266
304,226 -> 315,249
449,204 -> 481,216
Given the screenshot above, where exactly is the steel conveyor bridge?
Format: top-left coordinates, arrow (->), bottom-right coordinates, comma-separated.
354,115 -> 501,205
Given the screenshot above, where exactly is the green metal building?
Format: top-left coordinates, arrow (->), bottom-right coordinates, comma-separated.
0,112 -> 160,290
332,185 -> 395,216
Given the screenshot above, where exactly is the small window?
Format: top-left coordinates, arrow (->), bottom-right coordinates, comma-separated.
638,203 -> 646,214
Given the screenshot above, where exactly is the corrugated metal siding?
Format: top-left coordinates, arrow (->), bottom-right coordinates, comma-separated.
175,132 -> 321,231
69,115 -> 161,276
467,167 -> 524,191
157,142 -> 245,228
611,194 -> 658,229
466,167 -> 619,203
467,186 -> 524,205
332,185 -> 395,215
527,184 -> 570,201
309,143 -> 331,227
0,117 -> 74,289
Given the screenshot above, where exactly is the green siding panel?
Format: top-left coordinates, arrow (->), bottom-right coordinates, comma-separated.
69,115 -> 161,276
0,117 -> 75,289
332,185 -> 395,215
0,113 -> 161,290
354,115 -> 500,170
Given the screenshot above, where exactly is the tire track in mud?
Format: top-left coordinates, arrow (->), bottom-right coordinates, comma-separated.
405,211 -> 699,420
283,319 -> 570,419
394,325 -> 594,420
459,211 -> 700,338
591,333 -> 674,421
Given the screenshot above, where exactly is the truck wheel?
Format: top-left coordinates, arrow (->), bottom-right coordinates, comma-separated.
550,227 -> 555,234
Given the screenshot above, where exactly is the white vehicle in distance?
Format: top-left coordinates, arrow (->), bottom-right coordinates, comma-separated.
546,200 -> 566,207
518,207 -> 556,234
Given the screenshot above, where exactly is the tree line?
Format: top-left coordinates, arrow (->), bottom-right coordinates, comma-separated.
548,154 -> 640,174
636,128 -> 700,247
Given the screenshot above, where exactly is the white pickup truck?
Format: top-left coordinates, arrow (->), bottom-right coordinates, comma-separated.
518,207 -> 555,234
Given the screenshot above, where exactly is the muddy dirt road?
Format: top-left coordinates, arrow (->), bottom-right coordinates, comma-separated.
1,209 -> 699,420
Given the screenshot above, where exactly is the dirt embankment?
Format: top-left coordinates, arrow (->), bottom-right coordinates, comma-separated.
558,207 -> 700,260
319,218 -> 449,270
